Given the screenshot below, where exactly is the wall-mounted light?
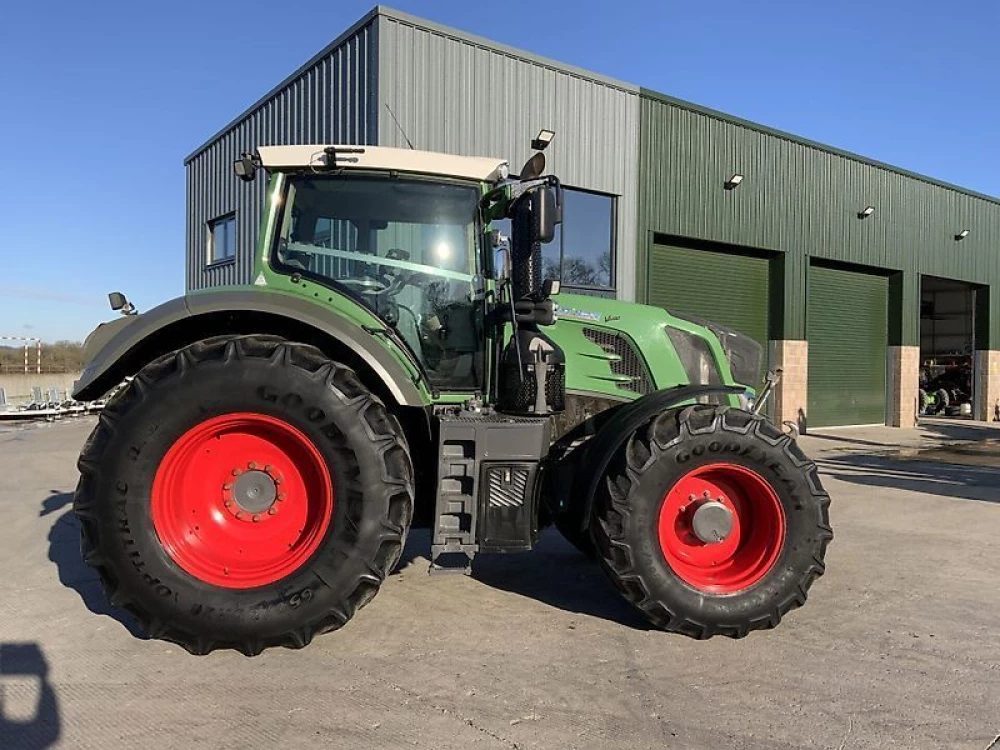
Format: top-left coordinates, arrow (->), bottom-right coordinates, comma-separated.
531,129 -> 555,151
955,229 -> 970,241
724,173 -> 744,190
858,205 -> 876,219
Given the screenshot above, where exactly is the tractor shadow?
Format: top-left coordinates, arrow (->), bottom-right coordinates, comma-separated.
46,491 -> 649,634
397,528 -> 652,630
44,493 -> 146,639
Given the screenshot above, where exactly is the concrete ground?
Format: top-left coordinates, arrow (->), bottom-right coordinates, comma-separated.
1,417 -> 998,750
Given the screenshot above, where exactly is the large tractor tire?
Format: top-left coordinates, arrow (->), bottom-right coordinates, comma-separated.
592,404 -> 831,639
74,335 -> 414,655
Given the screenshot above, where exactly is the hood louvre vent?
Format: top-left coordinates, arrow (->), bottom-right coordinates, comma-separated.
582,328 -> 654,395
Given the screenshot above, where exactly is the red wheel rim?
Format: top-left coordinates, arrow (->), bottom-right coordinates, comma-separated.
151,413 -> 334,589
657,463 -> 785,594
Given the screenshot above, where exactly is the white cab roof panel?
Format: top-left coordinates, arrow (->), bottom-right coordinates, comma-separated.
257,144 -> 508,183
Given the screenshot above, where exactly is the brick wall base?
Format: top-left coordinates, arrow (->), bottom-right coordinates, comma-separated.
768,340 -> 808,433
973,350 -> 1000,423
888,346 -> 919,428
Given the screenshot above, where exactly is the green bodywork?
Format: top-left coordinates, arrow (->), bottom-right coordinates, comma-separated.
547,293 -> 740,402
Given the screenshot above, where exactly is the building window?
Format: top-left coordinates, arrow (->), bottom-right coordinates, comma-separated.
207,214 -> 236,264
548,187 -> 616,290
492,186 -> 616,291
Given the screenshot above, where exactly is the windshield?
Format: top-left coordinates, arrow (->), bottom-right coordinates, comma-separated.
274,175 -> 484,390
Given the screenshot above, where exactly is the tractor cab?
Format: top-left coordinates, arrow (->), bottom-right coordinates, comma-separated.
242,142 -> 568,415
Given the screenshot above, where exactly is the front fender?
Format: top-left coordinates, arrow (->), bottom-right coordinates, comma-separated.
557,384 -> 744,533
72,290 -> 425,406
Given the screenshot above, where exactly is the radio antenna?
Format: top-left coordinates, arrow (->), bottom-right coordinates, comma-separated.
384,103 -> 415,150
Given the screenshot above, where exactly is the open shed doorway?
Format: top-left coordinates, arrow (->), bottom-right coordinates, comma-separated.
920,276 -> 976,418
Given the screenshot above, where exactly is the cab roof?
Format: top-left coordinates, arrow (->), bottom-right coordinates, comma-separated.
256,144 -> 509,183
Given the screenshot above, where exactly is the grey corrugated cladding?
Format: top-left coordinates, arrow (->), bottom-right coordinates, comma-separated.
375,10 -> 640,299
184,14 -> 378,290
184,6 -> 640,298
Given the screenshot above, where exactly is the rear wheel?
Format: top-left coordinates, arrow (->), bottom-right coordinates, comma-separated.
592,404 -> 831,638
74,335 -> 413,655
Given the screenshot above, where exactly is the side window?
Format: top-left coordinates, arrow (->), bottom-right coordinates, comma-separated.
207,214 -> 236,265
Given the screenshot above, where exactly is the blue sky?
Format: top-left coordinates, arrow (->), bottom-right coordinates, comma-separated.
1,0 -> 997,342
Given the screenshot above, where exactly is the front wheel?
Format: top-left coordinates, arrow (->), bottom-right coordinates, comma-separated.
74,335 -> 414,655
592,405 -> 831,639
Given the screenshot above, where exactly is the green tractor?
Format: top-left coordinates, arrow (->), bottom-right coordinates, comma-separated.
72,138 -> 831,655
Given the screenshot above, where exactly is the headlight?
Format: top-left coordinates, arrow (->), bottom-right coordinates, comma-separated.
714,330 -> 763,388
668,313 -> 762,388
666,327 -> 722,386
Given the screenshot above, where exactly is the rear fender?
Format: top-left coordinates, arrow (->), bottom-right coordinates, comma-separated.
72,290 -> 425,407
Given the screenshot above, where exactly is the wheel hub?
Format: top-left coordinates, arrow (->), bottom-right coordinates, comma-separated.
690,500 -> 734,543
658,463 -> 786,594
232,469 -> 278,514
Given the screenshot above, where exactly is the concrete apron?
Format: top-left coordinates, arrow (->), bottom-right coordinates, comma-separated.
798,416 -> 1000,465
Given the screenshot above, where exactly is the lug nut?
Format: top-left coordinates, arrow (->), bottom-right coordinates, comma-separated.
248,461 -> 257,470
264,464 -> 273,473
277,493 -> 285,502
702,490 -> 710,498
252,514 -> 260,523
232,468 -> 242,476
223,483 -> 232,490
268,507 -> 277,515
235,511 -> 244,519
224,500 -> 232,508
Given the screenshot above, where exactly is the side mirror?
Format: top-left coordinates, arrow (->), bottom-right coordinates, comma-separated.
108,291 -> 136,316
531,186 -> 559,244
233,154 -> 258,182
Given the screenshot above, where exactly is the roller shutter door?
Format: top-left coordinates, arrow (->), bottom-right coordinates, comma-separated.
807,265 -> 887,427
647,243 -> 770,352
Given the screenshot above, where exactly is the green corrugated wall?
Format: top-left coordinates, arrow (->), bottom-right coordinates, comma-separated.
637,89 -> 1000,349
647,243 -> 770,351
